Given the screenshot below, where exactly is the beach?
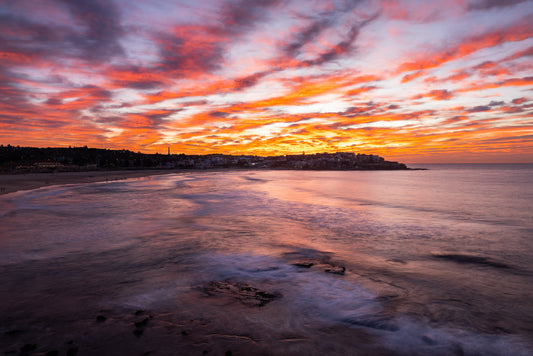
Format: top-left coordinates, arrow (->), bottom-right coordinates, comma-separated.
1,166 -> 532,355
0,170 -> 176,195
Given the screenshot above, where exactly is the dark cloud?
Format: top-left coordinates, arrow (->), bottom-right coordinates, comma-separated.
46,98 -> 63,106
209,111 -> 231,118
94,116 -> 125,124
303,23 -> 363,66
59,0 -> 124,60
485,134 -> 533,142
0,67 -> 27,102
512,97 -> 528,104
156,0 -> 283,76
0,13 -> 62,63
157,29 -> 225,75
283,18 -> 333,58
122,80 -> 165,90
442,116 -> 468,125
83,85 -> 113,100
468,105 -> 492,113
145,111 -> 179,122
218,0 -> 282,33
0,0 -> 124,65
233,70 -> 276,90
340,103 -> 379,117
467,0 -> 529,10
188,100 -> 211,107
489,100 -> 505,106
278,1 -> 374,67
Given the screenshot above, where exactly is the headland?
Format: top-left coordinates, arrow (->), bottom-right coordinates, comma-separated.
0,145 -> 413,195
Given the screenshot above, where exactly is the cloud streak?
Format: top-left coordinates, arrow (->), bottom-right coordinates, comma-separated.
1,0 -> 532,163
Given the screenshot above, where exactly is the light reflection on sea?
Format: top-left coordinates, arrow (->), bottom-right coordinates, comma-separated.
0,166 -> 532,355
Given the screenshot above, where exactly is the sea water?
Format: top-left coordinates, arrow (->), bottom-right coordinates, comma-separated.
0,165 -> 532,355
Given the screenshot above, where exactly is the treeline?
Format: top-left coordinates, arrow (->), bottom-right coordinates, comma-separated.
0,145 -> 174,172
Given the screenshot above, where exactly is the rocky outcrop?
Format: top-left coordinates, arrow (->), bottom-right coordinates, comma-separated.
203,281 -> 281,307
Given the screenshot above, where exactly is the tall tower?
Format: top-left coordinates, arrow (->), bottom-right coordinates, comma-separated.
168,147 -> 170,155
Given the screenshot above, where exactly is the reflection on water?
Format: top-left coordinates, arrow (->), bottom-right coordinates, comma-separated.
0,168 -> 532,355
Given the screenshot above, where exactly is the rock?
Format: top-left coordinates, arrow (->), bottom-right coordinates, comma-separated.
324,265 -> 346,275
285,251 -> 346,275
135,317 -> 150,328
387,258 -> 407,265
421,335 -> 437,345
20,344 -> 37,353
134,329 -> 144,337
66,346 -> 79,356
203,280 -> 281,307
292,261 -> 315,268
96,315 -> 107,322
4,329 -> 22,335
432,253 -> 511,269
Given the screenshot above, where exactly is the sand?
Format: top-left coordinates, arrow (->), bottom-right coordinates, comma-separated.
0,170 -> 176,195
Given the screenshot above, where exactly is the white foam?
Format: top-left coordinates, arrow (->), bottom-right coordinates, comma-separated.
195,252 -> 533,355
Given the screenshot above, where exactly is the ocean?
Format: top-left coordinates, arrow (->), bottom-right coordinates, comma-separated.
1,165 -> 532,355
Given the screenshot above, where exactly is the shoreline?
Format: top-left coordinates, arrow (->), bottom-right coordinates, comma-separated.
0,170 -> 177,196
0,167 -> 426,196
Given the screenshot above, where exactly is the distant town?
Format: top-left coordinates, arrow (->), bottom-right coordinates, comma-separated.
0,145 -> 409,173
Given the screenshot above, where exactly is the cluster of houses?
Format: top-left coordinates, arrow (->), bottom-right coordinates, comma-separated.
0,145 -> 408,172
176,152 -> 407,170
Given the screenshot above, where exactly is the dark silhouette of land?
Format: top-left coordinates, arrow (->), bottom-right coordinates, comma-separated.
0,145 -> 408,173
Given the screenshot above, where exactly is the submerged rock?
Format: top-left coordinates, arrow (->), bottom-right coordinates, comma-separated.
285,250 -> 347,275
66,346 -> 79,356
203,281 -> 281,307
292,261 -> 315,268
324,265 -> 346,275
292,260 -> 346,275
20,344 -> 37,353
135,317 -> 150,328
432,253 -> 511,269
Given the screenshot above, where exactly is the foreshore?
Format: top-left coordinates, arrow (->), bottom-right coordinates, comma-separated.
0,166 -> 425,196
0,170 -> 176,195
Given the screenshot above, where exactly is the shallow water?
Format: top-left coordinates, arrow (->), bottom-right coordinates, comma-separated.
1,166 -> 532,355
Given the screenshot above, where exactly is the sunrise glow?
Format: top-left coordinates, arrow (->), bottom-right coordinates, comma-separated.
1,0 -> 532,162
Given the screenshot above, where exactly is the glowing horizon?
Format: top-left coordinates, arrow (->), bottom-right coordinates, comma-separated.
1,0 -> 532,163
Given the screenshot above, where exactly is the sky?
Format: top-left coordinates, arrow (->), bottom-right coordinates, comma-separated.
1,0 -> 532,163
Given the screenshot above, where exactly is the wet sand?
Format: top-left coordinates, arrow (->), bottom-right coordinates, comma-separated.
0,170 -> 176,195
0,250 -> 393,356
3,168 -> 532,355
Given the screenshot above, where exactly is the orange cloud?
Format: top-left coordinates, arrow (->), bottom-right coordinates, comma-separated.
2,0 -> 532,162
398,20 -> 533,73
459,76 -> 533,92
